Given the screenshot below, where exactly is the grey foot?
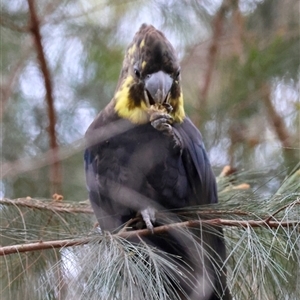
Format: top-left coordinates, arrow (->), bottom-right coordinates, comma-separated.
140,207 -> 156,233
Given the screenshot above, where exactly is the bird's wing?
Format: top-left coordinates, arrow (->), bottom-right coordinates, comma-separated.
174,117 -> 218,205
175,118 -> 232,300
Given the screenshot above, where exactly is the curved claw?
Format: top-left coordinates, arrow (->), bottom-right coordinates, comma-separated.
151,118 -> 173,134
149,111 -> 173,123
150,111 -> 173,135
149,111 -> 182,150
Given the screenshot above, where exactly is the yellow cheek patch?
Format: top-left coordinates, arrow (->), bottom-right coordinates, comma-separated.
170,92 -> 185,123
141,61 -> 147,70
115,76 -> 185,124
114,76 -> 149,124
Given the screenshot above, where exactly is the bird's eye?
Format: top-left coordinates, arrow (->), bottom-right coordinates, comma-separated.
175,69 -> 180,79
134,68 -> 141,78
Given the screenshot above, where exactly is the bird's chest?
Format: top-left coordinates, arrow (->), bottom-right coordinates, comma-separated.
98,126 -> 175,176
95,124 -> 188,205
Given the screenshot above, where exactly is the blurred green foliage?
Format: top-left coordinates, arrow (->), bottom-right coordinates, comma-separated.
1,169 -> 299,300
1,0 -> 299,200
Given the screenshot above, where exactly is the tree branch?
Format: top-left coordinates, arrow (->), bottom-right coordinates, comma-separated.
200,0 -> 230,105
1,217 -> 299,257
27,0 -> 61,193
261,83 -> 295,165
0,198 -> 93,214
0,237 -> 89,256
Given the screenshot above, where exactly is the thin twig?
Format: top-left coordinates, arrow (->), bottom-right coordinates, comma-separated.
0,238 -> 90,256
118,217 -> 140,233
27,0 -> 61,193
264,199 -> 300,223
0,198 -> 93,214
1,218 -> 299,256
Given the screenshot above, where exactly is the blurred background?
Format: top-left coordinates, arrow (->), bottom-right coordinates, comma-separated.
1,0 -> 299,200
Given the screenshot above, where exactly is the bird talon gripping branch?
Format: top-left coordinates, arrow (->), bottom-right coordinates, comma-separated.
85,24 -> 231,300
140,207 -> 156,233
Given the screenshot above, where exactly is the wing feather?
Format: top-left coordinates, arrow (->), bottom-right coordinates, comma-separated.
174,118 -> 218,205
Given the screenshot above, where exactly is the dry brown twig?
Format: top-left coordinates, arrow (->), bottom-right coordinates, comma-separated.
0,198 -> 93,214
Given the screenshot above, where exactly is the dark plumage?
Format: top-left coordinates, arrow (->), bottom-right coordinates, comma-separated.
84,24 -> 231,299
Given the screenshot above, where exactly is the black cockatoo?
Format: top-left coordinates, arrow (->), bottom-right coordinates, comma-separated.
84,24 -> 231,300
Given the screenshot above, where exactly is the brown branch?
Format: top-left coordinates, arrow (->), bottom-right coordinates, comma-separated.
200,0 -> 230,105
27,0 -> 61,194
0,237 -> 90,256
261,83 -> 292,152
231,0 -> 244,60
0,198 -> 94,214
1,218 -> 299,256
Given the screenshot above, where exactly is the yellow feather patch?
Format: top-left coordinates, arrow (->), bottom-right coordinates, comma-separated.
115,76 -> 185,124
127,44 -> 136,56
140,39 -> 145,48
171,92 -> 185,123
114,76 -> 149,124
141,61 -> 147,70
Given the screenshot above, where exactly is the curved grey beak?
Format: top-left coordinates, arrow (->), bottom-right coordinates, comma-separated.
144,71 -> 173,104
